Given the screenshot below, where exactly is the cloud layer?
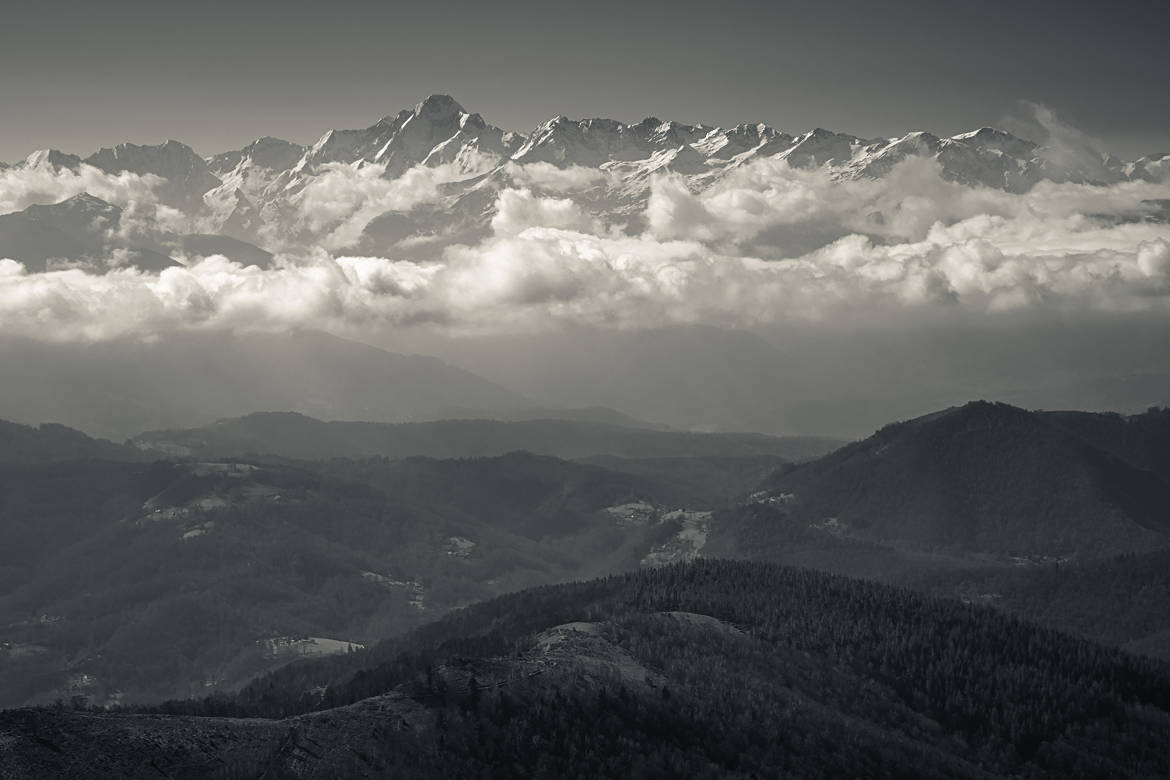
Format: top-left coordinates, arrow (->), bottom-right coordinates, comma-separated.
2,157 -> 1170,341
0,163 -> 162,215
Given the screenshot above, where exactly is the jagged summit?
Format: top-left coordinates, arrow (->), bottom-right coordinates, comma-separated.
83,139 -> 222,209
54,191 -> 116,210
951,127 -> 1038,157
86,138 -> 198,163
244,135 -> 303,157
208,136 -> 304,175
22,190 -> 116,214
371,94 -> 465,128
21,149 -> 83,170
414,93 -> 465,119
295,94 -> 515,178
763,399 -> 1170,559
3,96 -> 1167,268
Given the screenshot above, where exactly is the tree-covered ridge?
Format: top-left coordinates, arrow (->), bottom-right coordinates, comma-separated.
921,547 -> 1170,659
762,401 -> 1170,558
9,560 -> 1170,778
0,451 -> 704,707
1043,406 -> 1170,479
0,419 -> 140,465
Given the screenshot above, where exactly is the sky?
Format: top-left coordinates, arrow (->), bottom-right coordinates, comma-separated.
2,0 -> 1168,162
0,0 -> 1169,432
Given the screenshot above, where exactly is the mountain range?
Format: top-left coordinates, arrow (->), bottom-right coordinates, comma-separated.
3,94 -> 1167,272
4,93 -> 1170,775
3,400 -> 1170,712
3,96 -> 1168,439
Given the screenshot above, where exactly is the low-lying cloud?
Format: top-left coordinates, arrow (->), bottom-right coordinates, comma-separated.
501,162 -> 607,192
0,162 -> 163,214
294,160 -> 479,250
2,155 -> 1169,341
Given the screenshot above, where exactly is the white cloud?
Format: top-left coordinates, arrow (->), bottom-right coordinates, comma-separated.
294,160 -> 475,251
2,155 -> 1170,341
489,188 -> 597,236
0,162 -> 163,214
1137,239 -> 1170,279
502,162 -> 606,192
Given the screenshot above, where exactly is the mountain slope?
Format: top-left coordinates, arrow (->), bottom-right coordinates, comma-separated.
758,401 -> 1170,559
0,450 -> 706,707
293,94 -> 518,180
0,193 -> 178,273
6,560 -> 1170,778
0,420 -> 140,466
920,547 -> 1170,661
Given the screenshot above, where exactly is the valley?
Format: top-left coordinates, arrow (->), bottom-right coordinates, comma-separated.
2,401 -> 1169,717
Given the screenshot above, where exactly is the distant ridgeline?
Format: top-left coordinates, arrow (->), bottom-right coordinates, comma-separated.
131,411 -> 841,461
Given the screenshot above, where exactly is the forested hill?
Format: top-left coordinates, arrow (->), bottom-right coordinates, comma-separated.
6,560 -> 1168,778
0,419 -> 140,465
1042,405 -> 1170,479
920,547 -> 1170,661
760,401 -> 1170,558
0,450 -> 715,708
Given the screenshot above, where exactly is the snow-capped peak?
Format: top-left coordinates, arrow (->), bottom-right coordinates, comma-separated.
20,149 -> 83,170
414,94 -> 465,121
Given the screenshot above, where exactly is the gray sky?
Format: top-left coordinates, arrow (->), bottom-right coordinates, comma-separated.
1,0 -> 1167,162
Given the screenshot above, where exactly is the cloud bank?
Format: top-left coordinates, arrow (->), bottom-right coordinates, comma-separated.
2,157 -> 1170,341
293,160 -> 482,250
0,163 -> 163,215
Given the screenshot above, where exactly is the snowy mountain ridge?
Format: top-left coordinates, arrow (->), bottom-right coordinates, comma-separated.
3,94 -> 1167,271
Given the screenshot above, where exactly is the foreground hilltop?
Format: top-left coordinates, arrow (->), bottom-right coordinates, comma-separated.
3,560 -> 1170,778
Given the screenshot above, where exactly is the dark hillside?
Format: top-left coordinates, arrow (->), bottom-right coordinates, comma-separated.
6,560 -> 1170,778
762,402 -> 1170,558
0,452 -> 698,707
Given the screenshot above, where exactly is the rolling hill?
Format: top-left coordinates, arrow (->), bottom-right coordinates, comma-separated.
0,449 -> 723,708
0,419 -> 140,465
5,560 -> 1170,778
757,401 -> 1170,560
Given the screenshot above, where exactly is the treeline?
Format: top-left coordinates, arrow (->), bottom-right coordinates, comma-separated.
148,560 -> 1170,777
922,548 -> 1170,658
762,401 -> 1170,558
0,452 -> 683,706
